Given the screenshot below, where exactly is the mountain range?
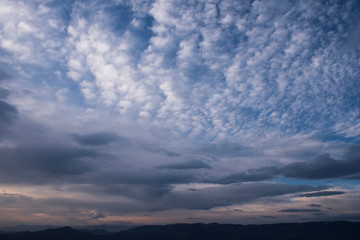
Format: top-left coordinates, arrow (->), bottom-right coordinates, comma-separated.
0,221 -> 359,240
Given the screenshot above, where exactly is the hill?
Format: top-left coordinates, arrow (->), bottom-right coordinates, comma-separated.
0,221 -> 359,240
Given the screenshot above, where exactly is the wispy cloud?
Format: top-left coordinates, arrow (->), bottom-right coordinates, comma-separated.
297,191 -> 345,198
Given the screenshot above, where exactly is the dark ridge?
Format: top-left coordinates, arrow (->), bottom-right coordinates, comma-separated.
78,228 -> 113,235
113,221 -> 360,240
0,221 -> 359,240
74,224 -> 134,232
0,226 -> 101,240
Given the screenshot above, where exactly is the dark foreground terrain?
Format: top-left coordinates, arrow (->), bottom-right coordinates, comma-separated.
0,221 -> 359,240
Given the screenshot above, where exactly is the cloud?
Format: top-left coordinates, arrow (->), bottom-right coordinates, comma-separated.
209,146 -> 360,183
0,87 -> 10,99
207,166 -> 282,184
0,86 -> 17,128
297,191 -> 345,198
82,210 -> 105,220
57,0 -> 359,141
0,144 -> 102,184
343,22 -> 360,51
82,184 -> 174,201
0,0 -> 359,225
0,99 -> 17,124
89,170 -> 196,186
283,146 -> 360,180
262,216 -> 276,219
158,160 -> 211,170
0,183 -> 328,218
0,67 -> 12,82
308,204 -> 322,208
153,183 -> 327,211
139,143 -> 181,157
196,143 -> 257,158
279,209 -> 322,213
72,132 -> 128,146
1,0 -> 359,142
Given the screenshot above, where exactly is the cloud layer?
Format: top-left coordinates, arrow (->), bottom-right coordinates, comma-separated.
0,0 -> 359,226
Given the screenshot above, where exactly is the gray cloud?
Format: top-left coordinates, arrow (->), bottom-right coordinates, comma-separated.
0,0 -> 359,226
0,99 -> 17,124
80,184 -> 174,201
139,143 -> 181,157
308,204 -> 322,208
343,22 -> 360,51
197,143 -> 257,158
0,87 -> 9,99
72,132 -> 129,146
210,146 -> 360,184
0,183 -> 326,216
0,67 -> 12,82
154,184 -> 328,211
0,88 -> 18,137
207,166 -> 282,184
284,146 -> 360,180
0,144 -> 102,184
279,209 -> 322,213
0,85 -> 17,127
297,191 -> 345,198
89,170 -> 196,186
158,160 -> 211,170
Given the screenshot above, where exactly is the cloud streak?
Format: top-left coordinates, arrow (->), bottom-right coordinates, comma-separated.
297,191 -> 345,198
72,132 -> 128,146
158,160 -> 211,170
209,146 -> 360,183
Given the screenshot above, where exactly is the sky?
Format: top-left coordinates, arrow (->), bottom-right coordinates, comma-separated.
0,0 -> 360,227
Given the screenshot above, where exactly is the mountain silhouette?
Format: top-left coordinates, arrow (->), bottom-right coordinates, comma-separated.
0,221 -> 359,240
0,226 -> 101,240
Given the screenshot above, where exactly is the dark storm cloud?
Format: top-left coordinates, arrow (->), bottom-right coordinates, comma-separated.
71,132 -> 124,146
297,191 -> 345,198
283,146 -> 360,180
72,132 -> 129,146
206,166 -> 282,184
158,160 -> 211,170
209,146 -> 360,183
279,209 -> 322,213
90,170 -> 196,185
308,204 -> 322,208
262,216 -> 277,219
0,144 -> 103,184
0,86 -> 17,126
0,99 -> 17,124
